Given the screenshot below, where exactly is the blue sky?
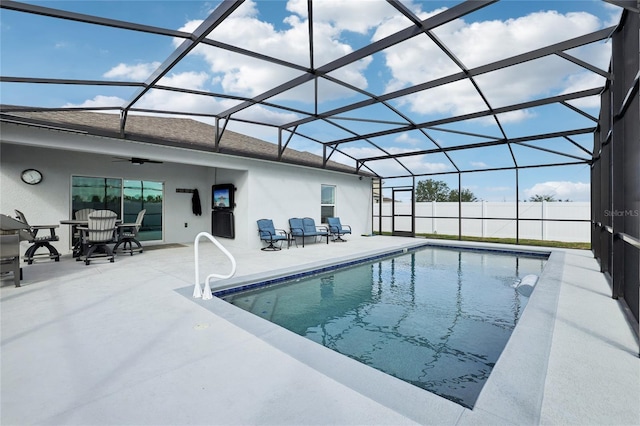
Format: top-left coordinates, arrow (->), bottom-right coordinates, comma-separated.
0,1 -> 623,201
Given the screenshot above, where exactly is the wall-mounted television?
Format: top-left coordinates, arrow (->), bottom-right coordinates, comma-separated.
212,183 -> 235,210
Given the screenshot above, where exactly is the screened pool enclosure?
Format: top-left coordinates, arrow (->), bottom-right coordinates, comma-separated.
1,2 -> 638,324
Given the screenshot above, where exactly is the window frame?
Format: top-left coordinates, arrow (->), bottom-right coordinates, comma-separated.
321,184 -> 336,224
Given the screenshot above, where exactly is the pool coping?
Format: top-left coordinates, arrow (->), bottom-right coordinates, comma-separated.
190,240 -> 562,424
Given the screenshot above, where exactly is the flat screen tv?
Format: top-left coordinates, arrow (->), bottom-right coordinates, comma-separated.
212,184 -> 235,210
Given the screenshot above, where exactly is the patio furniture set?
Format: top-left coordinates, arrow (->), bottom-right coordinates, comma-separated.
61,209 -> 146,264
257,217 -> 352,251
0,209 -> 146,284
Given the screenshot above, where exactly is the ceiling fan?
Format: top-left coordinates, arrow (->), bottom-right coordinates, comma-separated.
113,157 -> 163,165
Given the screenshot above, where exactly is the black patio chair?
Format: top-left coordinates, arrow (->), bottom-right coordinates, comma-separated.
14,209 -> 60,264
113,209 -> 146,255
77,210 -> 117,265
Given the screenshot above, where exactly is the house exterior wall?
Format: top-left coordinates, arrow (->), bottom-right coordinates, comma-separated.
1,122 -> 372,255
244,160 -> 372,249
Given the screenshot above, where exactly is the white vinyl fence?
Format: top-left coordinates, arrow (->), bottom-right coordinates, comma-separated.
373,201 -> 590,243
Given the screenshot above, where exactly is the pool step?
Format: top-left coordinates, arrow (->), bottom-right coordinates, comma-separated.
233,295 -> 257,312
233,294 -> 278,320
251,294 -> 278,320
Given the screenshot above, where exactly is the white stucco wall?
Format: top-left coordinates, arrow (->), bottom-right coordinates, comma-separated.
245,160 -> 373,248
1,122 -> 372,255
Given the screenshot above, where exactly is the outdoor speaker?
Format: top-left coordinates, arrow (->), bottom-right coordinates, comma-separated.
212,210 -> 234,239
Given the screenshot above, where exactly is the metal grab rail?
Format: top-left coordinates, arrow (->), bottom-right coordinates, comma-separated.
193,231 -> 237,300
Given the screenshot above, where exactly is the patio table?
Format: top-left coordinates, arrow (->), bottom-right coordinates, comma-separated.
60,219 -> 86,258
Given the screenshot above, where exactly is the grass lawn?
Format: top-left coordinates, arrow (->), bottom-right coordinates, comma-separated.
379,232 -> 591,250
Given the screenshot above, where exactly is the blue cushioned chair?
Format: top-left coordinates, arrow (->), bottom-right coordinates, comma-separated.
289,217 -> 328,247
327,217 -> 352,242
257,219 -> 288,251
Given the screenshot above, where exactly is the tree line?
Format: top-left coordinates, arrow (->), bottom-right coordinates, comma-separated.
414,179 -> 569,202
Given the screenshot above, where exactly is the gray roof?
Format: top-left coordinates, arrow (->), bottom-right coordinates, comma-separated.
0,107 -> 362,175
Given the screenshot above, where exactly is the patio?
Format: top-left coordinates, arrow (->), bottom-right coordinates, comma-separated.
1,235 -> 638,425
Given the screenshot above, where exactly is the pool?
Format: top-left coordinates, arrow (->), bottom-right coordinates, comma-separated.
219,245 -> 548,408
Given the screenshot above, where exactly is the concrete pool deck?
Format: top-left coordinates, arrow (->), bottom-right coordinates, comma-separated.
1,236 -> 638,425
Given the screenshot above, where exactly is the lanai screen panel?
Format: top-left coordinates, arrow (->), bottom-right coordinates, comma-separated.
0,0 -> 618,182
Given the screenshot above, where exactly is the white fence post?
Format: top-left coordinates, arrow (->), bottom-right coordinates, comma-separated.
541,201 -> 546,241
482,200 -> 486,238
432,201 -> 436,234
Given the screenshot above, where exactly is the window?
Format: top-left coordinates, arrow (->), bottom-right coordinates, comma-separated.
321,184 -> 336,223
71,176 -> 163,242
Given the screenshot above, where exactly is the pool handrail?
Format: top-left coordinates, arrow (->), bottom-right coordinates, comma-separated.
193,231 -> 237,299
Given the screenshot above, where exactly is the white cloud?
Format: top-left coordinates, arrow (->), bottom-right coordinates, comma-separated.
470,161 -> 487,168
394,132 -> 420,145
377,7 -> 605,121
63,95 -> 124,108
158,71 -> 210,90
84,2 -> 609,150
401,156 -> 451,174
560,72 -> 607,109
334,145 -> 451,176
288,0 -> 398,34
602,2 -> 623,27
340,145 -> 407,158
473,108 -> 536,126
176,0 -> 373,101
104,62 -> 162,80
432,11 -> 601,68
524,181 -> 590,201
85,65 -> 301,129
232,104 -> 301,126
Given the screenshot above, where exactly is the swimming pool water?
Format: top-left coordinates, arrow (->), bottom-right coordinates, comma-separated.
222,246 -> 547,408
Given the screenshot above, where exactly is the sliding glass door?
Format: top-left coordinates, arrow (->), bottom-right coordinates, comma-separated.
71,176 -> 163,242
123,180 -> 163,241
71,176 -> 122,216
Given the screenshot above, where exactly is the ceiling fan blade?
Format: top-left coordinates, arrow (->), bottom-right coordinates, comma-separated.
131,157 -> 163,164
112,157 -> 163,164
